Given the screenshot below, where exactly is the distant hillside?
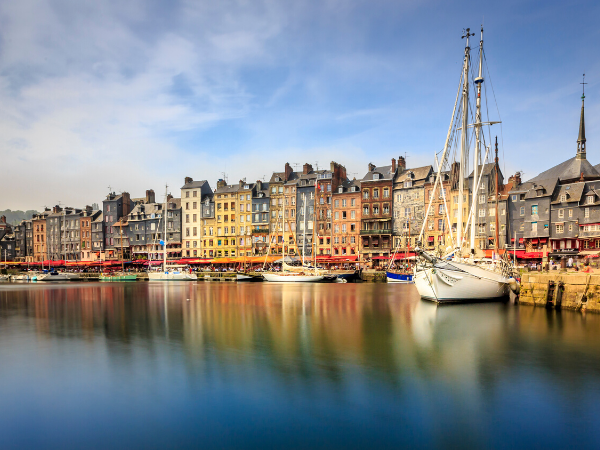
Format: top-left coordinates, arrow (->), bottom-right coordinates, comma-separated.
0,209 -> 39,225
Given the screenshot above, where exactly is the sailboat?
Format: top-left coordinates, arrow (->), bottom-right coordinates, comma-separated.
413,27 -> 519,303
262,192 -> 324,282
148,186 -> 198,281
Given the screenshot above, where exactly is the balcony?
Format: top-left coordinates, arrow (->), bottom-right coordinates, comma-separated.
360,229 -> 392,235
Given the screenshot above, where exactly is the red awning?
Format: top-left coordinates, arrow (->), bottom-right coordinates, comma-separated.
519,238 -> 524,243
511,238 -> 515,242
540,238 -> 547,243
532,238 -> 539,244
427,236 -> 434,242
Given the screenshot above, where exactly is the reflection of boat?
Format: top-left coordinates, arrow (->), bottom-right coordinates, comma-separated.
100,272 -> 137,282
0,274 -> 9,282
386,271 -> 414,283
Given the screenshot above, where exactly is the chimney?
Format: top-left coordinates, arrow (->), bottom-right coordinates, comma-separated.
391,158 -> 396,173
398,156 -> 406,172
167,194 -> 173,202
239,180 -> 245,187
52,205 -> 62,214
368,163 -> 376,172
0,215 -> 5,224
185,176 -> 193,185
515,172 -> 521,187
146,189 -> 155,204
256,180 -> 262,191
217,179 -> 227,189
284,162 -> 293,182
122,192 -> 132,216
303,163 -> 313,175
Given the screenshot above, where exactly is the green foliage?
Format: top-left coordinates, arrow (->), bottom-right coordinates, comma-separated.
0,209 -> 39,225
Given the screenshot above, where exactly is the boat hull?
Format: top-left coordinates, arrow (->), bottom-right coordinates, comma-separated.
414,261 -> 509,303
148,271 -> 197,281
236,273 -> 263,282
262,273 -> 324,283
386,271 -> 414,284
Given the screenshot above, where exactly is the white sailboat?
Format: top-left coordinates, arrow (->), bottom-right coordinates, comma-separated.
413,27 -> 519,303
148,186 -> 197,281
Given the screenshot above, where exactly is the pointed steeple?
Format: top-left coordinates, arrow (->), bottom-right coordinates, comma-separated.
577,74 -> 587,160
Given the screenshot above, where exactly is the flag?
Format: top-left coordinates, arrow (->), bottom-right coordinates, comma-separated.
159,240 -> 165,247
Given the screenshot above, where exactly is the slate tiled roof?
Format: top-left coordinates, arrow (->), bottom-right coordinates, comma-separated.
551,182 -> 585,204
181,180 -> 208,190
394,165 -> 432,184
529,157 -> 600,183
362,165 -> 395,182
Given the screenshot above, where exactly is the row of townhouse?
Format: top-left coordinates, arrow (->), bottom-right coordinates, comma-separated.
4,94 -> 595,264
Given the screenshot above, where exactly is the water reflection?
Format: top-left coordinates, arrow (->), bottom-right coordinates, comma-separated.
1,283 -> 600,449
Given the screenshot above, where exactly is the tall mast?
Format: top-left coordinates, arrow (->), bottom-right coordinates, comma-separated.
469,25 -> 484,255
494,137 -> 500,253
457,28 -> 473,255
163,185 -> 168,271
302,193 -> 307,266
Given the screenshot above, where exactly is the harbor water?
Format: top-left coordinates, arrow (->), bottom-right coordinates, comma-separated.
1,282 -> 600,449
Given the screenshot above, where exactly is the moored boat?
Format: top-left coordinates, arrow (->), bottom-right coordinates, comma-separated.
100,272 -> 138,282
386,271 -> 414,284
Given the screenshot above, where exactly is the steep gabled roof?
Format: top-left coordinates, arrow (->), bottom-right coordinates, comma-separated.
395,165 -> 433,184
529,156 -> 600,183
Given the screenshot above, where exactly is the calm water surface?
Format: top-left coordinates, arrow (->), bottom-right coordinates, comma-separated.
1,282 -> 600,449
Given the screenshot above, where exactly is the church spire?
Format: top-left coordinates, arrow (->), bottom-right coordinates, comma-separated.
577,74 -> 587,160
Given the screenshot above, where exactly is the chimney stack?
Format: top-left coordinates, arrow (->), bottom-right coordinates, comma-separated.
256,180 -> 262,191
303,163 -> 313,175
146,189 -> 155,204
52,205 -> 62,214
217,179 -> 227,189
391,158 -> 396,173
368,163 -> 376,172
184,176 -> 193,185
284,162 -> 293,182
398,156 -> 406,172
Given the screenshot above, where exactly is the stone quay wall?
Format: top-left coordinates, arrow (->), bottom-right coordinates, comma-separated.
519,271 -> 600,313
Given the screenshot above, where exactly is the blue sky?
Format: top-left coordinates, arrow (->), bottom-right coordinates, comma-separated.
0,0 -> 598,209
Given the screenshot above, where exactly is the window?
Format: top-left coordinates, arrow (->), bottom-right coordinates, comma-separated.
512,195 -> 517,201
479,209 -> 485,217
186,191 -> 190,198
520,207 -> 525,216
363,190 -> 369,200
585,208 -> 590,218
363,206 -> 369,215
479,195 -> 486,204
439,204 -> 445,214
531,222 -> 537,233
558,209 -> 564,219
568,209 -> 573,218
383,188 -> 389,198
531,205 -> 538,215
587,195 -> 594,205
556,224 -> 564,233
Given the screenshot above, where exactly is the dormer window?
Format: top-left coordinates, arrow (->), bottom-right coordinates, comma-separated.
587,195 -> 595,205
244,185 -> 249,189
560,194 -> 566,202
373,173 -> 381,180
338,187 -> 343,193
404,180 -> 412,188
